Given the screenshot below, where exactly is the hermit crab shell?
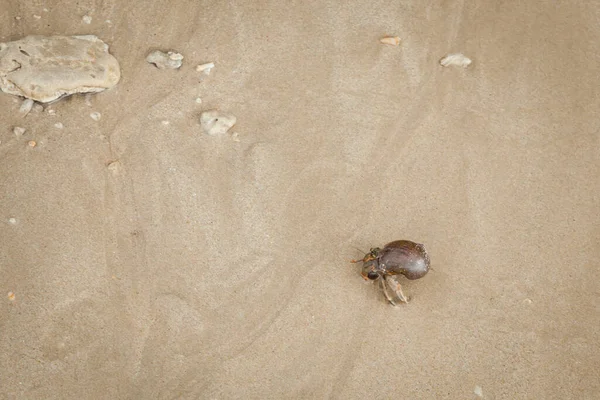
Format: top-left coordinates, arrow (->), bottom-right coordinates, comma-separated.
377,240 -> 430,280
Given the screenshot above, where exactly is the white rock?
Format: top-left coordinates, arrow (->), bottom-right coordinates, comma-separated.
90,111 -> 101,121
13,126 -> 26,136
200,110 -> 236,136
0,35 -> 121,102
54,122 -> 64,129
196,62 -> 214,75
474,385 -> 483,397
33,15 -> 42,20
19,98 -> 34,115
440,53 -> 472,68
195,97 -> 202,104
82,15 -> 92,24
8,217 -> 17,224
146,50 -> 184,70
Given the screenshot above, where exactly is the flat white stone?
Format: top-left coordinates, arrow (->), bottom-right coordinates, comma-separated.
146,50 -> 184,70
440,53 -> 472,68
199,110 -> 236,136
0,35 -> 121,103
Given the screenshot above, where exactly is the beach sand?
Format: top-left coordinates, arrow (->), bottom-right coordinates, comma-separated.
1,1 -> 599,398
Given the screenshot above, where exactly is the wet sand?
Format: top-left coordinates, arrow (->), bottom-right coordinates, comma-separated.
1,1 -> 599,399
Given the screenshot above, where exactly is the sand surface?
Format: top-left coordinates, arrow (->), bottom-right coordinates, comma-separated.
1,1 -> 599,399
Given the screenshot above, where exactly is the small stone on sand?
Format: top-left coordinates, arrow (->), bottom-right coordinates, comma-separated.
13,126 -> 26,137
146,50 -> 184,69
200,110 -> 237,136
196,62 -> 215,75
47,109 -> 56,115
19,99 -> 34,115
161,120 -> 170,126
33,15 -> 42,20
90,112 -> 101,121
82,15 -> 92,24
54,122 -> 64,129
440,53 -> 472,68
380,36 -> 400,46
28,140 -> 37,147
195,97 -> 202,104
7,292 -> 15,301
8,217 -> 17,224
474,385 -> 483,397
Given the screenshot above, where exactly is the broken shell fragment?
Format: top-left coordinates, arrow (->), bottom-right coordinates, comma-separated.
0,35 -> 121,102
380,36 -> 400,46
196,62 -> 215,75
439,53 -> 472,68
146,50 -> 184,70
199,110 -> 237,136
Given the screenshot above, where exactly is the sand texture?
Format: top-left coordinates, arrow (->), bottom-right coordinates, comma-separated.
1,1 -> 599,399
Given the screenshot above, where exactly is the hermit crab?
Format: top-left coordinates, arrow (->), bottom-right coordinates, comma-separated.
352,240 -> 430,305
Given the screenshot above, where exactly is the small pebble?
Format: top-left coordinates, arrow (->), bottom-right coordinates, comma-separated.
440,53 -> 472,68
474,385 -> 483,397
43,8 -> 49,12
146,50 -> 184,69
90,112 -> 101,121
161,120 -> 170,126
28,140 -> 37,147
8,218 -> 17,224
13,127 -> 26,137
196,62 -> 215,75
33,15 -> 42,20
7,292 -> 15,301
195,97 -> 202,104
107,160 -> 120,172
82,15 -> 92,24
523,298 -> 532,304
200,110 -> 237,136
15,16 -> 21,20
54,122 -> 64,129
231,132 -> 240,142
47,109 -> 56,115
19,99 -> 34,115
380,36 -> 401,46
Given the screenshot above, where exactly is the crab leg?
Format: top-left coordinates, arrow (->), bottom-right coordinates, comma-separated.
383,275 -> 409,305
